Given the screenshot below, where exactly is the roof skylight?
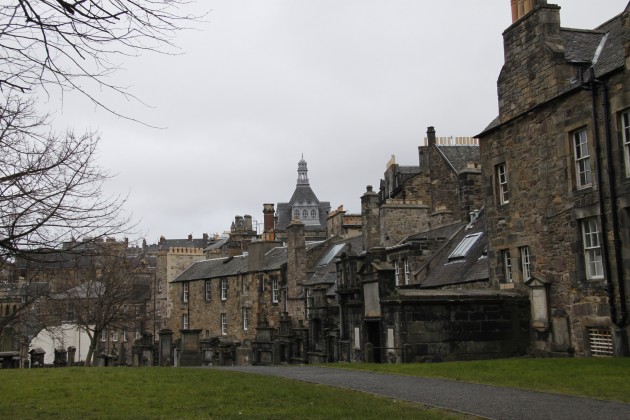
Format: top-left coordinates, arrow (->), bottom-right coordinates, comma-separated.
448,232 -> 483,260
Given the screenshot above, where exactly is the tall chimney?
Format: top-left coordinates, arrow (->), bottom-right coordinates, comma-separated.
286,219 -> 306,317
263,203 -> 275,241
361,185 -> 381,251
511,0 -> 546,23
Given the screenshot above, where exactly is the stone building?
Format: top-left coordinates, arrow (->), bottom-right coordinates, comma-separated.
148,234 -> 212,334
377,128 -> 482,246
326,205 -> 362,240
477,1 -> 630,356
275,157 -> 331,242
168,203 -> 367,366
336,197 -> 530,363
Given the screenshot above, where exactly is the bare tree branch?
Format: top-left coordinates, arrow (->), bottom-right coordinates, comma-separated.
0,93 -> 134,264
0,1 -> 200,117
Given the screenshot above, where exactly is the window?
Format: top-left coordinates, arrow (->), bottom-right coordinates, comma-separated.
243,308 -> 248,331
622,110 -> 630,177
221,313 -> 227,335
293,209 -> 299,218
123,330 -> 128,342
182,282 -> 189,303
112,330 -> 118,342
101,330 -> 107,341
403,259 -> 410,285
302,209 -> 308,218
394,260 -> 400,286
182,314 -> 189,330
496,163 -> 509,204
310,209 -> 317,218
520,246 -> 532,281
221,278 -> 227,300
582,217 -> 603,279
449,232 -> 483,260
573,128 -> 592,188
588,328 -> 613,357
135,329 -> 142,339
272,278 -> 279,303
503,250 -> 513,283
204,280 -> 211,301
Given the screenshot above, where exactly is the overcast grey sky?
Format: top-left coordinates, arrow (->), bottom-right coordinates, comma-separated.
46,1 -> 625,244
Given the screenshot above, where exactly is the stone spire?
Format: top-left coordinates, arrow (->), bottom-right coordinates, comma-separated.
297,155 -> 309,186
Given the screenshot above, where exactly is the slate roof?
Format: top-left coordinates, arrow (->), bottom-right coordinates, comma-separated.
479,4 -> 629,136
436,146 -> 480,173
418,210 -> 489,289
173,255 -> 250,283
406,222 -> 465,242
304,235 -> 363,288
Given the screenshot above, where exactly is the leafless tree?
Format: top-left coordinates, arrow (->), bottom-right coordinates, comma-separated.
46,249 -> 148,366
0,1 -> 197,116
0,94 -> 132,266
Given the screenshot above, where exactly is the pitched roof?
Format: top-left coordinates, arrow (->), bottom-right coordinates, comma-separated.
478,5 -> 629,136
435,145 -> 480,173
304,235 -> 363,287
172,255 -> 250,282
417,211 -> 489,289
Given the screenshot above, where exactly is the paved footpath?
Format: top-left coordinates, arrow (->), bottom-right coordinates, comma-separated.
212,365 -> 630,420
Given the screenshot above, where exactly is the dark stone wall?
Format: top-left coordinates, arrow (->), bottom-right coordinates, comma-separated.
383,297 -> 530,362
481,5 -> 630,356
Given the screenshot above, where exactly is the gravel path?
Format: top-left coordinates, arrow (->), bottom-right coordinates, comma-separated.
211,365 -> 630,420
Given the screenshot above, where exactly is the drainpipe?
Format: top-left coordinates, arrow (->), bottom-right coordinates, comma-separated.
587,67 -> 628,328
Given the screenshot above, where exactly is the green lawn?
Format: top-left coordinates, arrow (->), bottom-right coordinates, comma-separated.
0,367 -> 466,419
327,357 -> 630,403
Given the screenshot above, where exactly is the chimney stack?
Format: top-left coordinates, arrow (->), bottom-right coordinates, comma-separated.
361,185 -> 381,251
263,203 -> 276,241
511,0 -> 546,23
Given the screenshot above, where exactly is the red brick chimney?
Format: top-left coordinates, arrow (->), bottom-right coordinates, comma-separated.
263,203 -> 275,241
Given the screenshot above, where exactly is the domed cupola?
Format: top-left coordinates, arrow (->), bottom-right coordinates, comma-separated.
297,155 -> 309,186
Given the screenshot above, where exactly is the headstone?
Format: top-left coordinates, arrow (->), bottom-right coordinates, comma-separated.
179,329 -> 202,366
54,348 -> 67,367
2,326 -> 14,352
158,329 -> 173,366
117,341 -> 127,366
67,346 -> 76,365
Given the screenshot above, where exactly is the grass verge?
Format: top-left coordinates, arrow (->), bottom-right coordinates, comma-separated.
0,367 -> 471,419
326,357 -> 630,402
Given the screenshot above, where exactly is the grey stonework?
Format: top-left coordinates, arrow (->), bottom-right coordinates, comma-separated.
478,2 -> 630,356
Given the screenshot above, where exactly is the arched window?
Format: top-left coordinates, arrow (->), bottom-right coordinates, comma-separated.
311,209 -> 317,218
302,209 -> 308,218
293,209 -> 299,218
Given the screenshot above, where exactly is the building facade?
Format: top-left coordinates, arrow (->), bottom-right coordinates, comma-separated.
478,1 -> 630,357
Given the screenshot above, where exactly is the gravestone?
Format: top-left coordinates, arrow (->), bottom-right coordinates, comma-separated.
158,329 -> 173,366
